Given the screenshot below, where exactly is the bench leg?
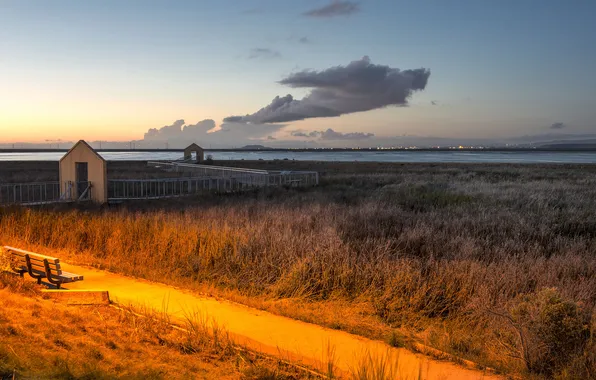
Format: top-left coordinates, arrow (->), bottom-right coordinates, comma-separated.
25,254 -> 46,284
43,259 -> 63,289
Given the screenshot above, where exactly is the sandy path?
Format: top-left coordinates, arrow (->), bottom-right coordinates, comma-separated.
61,262 -> 501,379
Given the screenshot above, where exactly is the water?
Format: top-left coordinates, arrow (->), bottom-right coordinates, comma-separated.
1,150 -> 596,164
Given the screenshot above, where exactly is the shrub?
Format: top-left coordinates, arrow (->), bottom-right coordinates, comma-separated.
494,288 -> 591,376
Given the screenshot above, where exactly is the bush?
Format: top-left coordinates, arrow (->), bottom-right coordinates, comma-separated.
494,288 -> 591,376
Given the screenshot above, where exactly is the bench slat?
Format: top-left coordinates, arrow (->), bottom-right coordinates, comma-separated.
14,263 -> 62,275
4,246 -> 60,261
12,255 -> 59,265
50,272 -> 84,282
13,257 -> 60,267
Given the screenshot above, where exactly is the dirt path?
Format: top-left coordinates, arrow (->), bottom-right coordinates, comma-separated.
60,262 -> 501,379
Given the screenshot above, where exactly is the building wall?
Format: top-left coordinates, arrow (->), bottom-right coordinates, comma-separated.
59,143 -> 107,203
184,145 -> 204,163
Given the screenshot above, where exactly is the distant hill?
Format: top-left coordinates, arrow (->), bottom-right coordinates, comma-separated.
239,145 -> 273,150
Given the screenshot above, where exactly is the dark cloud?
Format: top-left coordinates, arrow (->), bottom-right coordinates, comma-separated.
267,135 -> 277,140
298,36 -> 312,44
431,100 -> 438,106
291,131 -> 309,137
224,56 -> 430,124
248,48 -> 281,59
550,122 -> 567,130
303,1 -> 360,18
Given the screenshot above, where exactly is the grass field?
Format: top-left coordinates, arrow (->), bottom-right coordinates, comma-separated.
1,160 -> 595,378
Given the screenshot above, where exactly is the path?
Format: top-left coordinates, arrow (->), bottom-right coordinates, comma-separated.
60,262 -> 500,379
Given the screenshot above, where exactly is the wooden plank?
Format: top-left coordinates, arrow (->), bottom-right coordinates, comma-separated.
12,260 -> 62,276
9,252 -> 60,265
3,246 -> 60,261
52,272 -> 84,281
12,257 -> 60,267
12,261 -> 60,272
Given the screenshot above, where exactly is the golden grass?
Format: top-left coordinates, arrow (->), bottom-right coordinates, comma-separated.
2,161 -> 596,378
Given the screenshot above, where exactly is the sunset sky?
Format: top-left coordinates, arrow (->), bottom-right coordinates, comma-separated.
1,0 -> 595,145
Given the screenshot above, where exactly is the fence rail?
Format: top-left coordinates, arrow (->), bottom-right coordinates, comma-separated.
1,163 -> 319,205
108,171 -> 318,201
0,182 -> 62,205
147,161 -> 270,178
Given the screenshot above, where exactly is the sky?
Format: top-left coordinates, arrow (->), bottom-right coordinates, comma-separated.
1,0 -> 595,147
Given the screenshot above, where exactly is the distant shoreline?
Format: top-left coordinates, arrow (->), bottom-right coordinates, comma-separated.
2,147 -> 596,153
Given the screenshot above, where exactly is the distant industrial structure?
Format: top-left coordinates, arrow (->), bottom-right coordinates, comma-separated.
0,140 -> 318,206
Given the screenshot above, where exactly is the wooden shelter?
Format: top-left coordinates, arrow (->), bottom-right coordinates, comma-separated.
59,140 -> 107,203
183,143 -> 204,163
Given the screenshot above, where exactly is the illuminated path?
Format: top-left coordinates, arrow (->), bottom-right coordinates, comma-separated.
61,262 -> 501,379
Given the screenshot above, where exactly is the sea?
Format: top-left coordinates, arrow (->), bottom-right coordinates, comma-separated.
1,151 -> 596,164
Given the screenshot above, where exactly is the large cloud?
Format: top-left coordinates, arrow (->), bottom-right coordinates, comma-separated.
224,56 -> 430,124
144,119 -> 216,140
141,119 -> 286,148
303,1 -> 360,17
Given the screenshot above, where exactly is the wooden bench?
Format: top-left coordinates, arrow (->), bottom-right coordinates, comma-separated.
4,246 -> 83,289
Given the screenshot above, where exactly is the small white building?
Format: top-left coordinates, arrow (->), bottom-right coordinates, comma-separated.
184,143 -> 204,163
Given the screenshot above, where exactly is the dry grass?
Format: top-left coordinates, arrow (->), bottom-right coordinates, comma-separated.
1,161 -> 596,378
0,274 -> 313,379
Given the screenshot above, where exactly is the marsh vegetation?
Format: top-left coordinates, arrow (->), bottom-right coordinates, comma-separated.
1,161 -> 595,378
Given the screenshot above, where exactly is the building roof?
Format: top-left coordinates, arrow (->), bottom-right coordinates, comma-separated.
59,140 -> 106,163
184,143 -> 204,151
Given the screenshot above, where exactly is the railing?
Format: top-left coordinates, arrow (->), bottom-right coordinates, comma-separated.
107,171 -> 319,201
147,161 -> 269,178
0,182 -> 62,205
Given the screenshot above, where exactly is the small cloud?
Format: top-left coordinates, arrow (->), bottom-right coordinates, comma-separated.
319,128 -> 374,140
267,135 -> 277,140
248,48 -> 282,60
431,100 -> 438,106
303,1 -> 360,18
550,122 -> 567,130
287,36 -> 313,44
291,128 -> 373,140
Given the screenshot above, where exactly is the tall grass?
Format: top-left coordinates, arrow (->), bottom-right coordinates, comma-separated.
1,162 -> 595,378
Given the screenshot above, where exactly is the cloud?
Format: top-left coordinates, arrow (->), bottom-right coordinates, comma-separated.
291,128 -> 373,140
431,100 -> 438,106
267,135 -> 277,140
319,128 -> 374,140
224,56 -> 430,124
303,1 -> 360,18
141,119 -> 286,148
248,48 -> 281,59
550,122 -> 567,130
298,36 -> 312,44
144,119 -> 216,140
